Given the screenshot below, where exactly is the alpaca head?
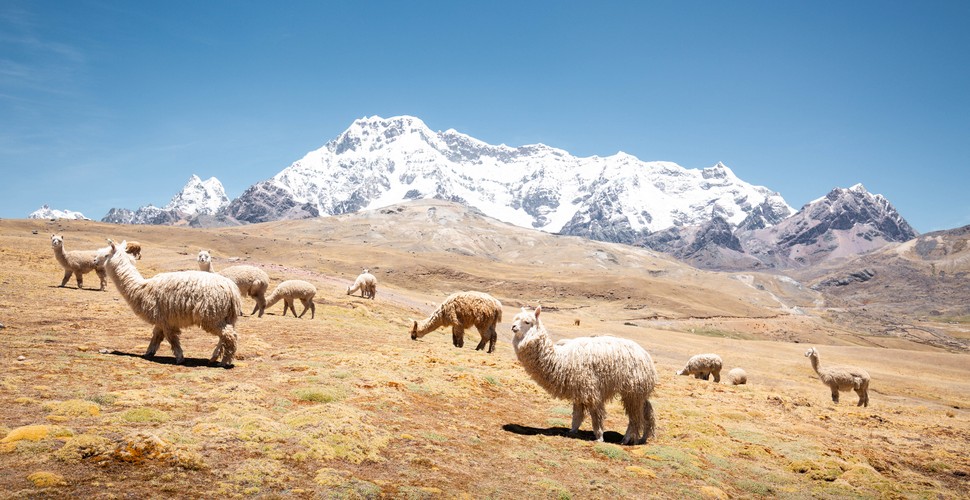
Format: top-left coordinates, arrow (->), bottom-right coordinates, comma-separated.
95,239 -> 132,268
197,250 -> 212,270
51,234 -> 63,249
409,320 -> 419,340
804,347 -> 818,359
510,306 -> 541,343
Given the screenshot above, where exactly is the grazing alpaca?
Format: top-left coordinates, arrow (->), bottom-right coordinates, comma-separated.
409,291 -> 502,353
96,240 -> 242,367
346,269 -> 377,299
804,347 -> 870,407
511,306 -> 657,445
50,234 -> 108,291
197,250 -> 270,317
677,353 -> 723,382
265,280 -> 316,319
727,367 -> 747,385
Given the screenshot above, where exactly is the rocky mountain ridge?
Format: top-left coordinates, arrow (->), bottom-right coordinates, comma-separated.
90,116 -> 918,269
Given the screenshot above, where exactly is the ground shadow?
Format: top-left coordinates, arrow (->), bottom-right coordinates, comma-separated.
106,350 -> 232,369
502,424 -> 624,444
50,285 -> 106,292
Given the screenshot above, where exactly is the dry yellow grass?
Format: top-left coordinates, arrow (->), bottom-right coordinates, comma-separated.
1,207 -> 968,497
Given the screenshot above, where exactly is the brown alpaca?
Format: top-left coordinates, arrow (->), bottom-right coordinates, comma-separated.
409,291 -> 503,353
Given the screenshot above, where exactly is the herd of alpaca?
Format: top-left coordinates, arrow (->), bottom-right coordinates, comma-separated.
52,232 -> 875,446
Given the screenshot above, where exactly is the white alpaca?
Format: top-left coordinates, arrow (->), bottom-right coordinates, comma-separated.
677,353 -> 723,382
346,269 -> 377,299
510,306 -> 657,445
96,240 -> 242,367
51,234 -> 108,291
265,280 -> 316,319
409,291 -> 502,353
804,347 -> 870,407
727,367 -> 747,385
197,250 -> 270,317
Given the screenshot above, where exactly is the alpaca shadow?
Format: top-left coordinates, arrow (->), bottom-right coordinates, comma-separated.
502,424 -> 624,444
50,285 -> 104,292
105,350 -> 232,369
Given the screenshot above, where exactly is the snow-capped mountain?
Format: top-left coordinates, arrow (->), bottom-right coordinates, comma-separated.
742,184 -> 917,266
226,115 -> 794,241
642,184 -> 917,270
102,175 -> 229,226
28,205 -> 90,221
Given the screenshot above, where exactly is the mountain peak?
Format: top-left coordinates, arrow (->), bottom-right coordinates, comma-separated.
165,175 -> 229,216
28,204 -> 89,220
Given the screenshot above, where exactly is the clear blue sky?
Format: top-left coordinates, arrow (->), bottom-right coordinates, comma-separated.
2,1 -> 968,232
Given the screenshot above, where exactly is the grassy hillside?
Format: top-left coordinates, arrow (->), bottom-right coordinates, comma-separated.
1,211 -> 968,498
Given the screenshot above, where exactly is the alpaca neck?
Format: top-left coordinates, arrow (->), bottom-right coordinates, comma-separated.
809,353 -> 821,374
199,260 -> 213,272
414,308 -> 445,335
106,253 -> 147,307
52,244 -> 69,267
514,323 -> 559,377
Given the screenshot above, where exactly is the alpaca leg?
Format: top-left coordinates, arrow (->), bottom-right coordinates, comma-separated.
643,400 -> 656,443
298,299 -> 309,318
96,269 -> 107,291
209,340 -> 223,364
145,325 -> 166,358
621,395 -> 645,445
308,299 -> 315,319
570,401 -> 586,434
74,271 -> 84,289
700,373 -> 709,381
487,323 -> 497,353
589,403 -> 607,442
713,368 -> 721,383
253,296 -> 266,317
166,328 -> 184,364
474,325 -> 489,351
282,299 -> 293,317
452,326 -> 464,348
216,324 -> 237,367
830,386 -> 840,404
60,269 -> 72,287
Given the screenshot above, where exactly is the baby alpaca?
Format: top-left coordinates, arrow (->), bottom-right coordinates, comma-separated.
51,234 -> 107,291
265,280 -> 316,319
804,347 -> 870,407
677,353 -> 723,382
96,240 -> 242,367
346,269 -> 377,299
511,306 -> 657,445
409,291 -> 502,353
727,367 -> 747,385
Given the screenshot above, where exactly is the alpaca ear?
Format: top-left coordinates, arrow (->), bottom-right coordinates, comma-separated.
535,305 -> 541,318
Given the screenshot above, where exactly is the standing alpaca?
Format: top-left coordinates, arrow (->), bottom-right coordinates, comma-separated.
677,353 -> 723,382
51,234 -> 108,291
265,280 -> 316,319
510,306 -> 657,445
346,269 -> 377,299
96,240 -> 242,367
804,347 -> 870,407
197,250 -> 270,317
409,291 -> 502,353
